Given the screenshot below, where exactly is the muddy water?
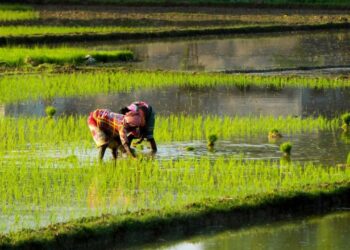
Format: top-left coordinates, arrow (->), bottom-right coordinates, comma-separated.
2,86 -> 350,118
139,211 -> 350,250
91,30 -> 350,72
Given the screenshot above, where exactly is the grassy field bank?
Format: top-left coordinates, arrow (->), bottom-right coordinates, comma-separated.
0,71 -> 349,104
0,3 -> 348,44
0,47 -> 133,67
1,23 -> 348,45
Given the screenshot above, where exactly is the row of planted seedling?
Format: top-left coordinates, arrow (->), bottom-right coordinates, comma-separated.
0,47 -> 134,67
1,71 -> 349,103
0,114 -> 346,151
0,156 -> 349,233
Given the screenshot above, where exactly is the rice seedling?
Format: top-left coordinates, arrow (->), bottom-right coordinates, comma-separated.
0,155 -> 349,234
45,106 -> 56,118
185,146 -> 195,151
0,26 -> 165,37
268,128 -> 282,139
0,115 -> 341,151
207,134 -> 218,148
341,112 -> 350,132
0,46 -> 133,67
0,71 -> 348,104
280,142 -> 292,156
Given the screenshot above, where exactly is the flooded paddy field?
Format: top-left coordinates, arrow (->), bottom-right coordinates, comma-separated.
80,30 -> 350,72
3,85 -> 350,118
0,8 -> 350,248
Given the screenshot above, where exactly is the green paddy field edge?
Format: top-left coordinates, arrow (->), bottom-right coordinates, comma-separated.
1,182 -> 349,250
0,23 -> 349,45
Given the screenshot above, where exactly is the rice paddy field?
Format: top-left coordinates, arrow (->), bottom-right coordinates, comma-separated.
0,2 -> 349,44
0,1 -> 350,249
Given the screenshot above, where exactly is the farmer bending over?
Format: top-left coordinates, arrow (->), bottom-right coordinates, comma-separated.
88,109 -> 142,160
120,101 -> 157,153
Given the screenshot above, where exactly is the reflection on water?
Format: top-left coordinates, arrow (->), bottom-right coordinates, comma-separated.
141,211 -> 350,250
155,131 -> 349,165
2,86 -> 350,118
3,131 -> 349,167
95,30 -> 350,72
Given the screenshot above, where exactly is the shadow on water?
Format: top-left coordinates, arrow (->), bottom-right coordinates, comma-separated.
132,211 -> 350,250
1,86 -> 350,118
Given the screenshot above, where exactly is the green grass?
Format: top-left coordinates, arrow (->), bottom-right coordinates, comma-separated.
0,46 -> 133,67
0,115 -> 341,151
0,71 -> 349,104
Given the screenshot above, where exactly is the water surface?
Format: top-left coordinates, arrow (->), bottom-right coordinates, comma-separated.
89,30 -> 350,72
139,211 -> 350,250
2,86 -> 350,118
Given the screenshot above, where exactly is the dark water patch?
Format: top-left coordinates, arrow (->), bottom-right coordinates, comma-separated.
2,86 -> 350,118
141,211 -> 350,250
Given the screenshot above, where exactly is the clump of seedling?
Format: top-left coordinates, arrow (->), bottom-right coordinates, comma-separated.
185,146 -> 195,151
268,128 -> 282,139
24,56 -> 39,66
280,142 -> 292,156
45,106 -> 56,118
207,134 -> 218,149
341,113 -> 350,132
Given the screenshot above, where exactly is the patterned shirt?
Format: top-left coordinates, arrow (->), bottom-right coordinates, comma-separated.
89,109 -> 130,146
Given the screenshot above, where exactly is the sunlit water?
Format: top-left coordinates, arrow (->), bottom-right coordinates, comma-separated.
137,211 -> 350,250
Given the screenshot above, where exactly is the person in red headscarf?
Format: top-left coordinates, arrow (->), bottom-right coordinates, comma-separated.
120,101 -> 157,153
87,109 -> 142,160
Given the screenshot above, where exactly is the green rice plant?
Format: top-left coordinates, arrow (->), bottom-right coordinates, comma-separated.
207,134 -> 218,148
185,146 -> 195,151
0,115 -> 341,151
0,47 -> 133,67
341,112 -> 350,132
341,113 -> 350,126
45,106 -> 56,118
0,71 -> 348,104
268,128 -> 282,140
347,152 -> 350,165
0,155 -> 349,234
0,25 -> 181,36
280,142 -> 292,156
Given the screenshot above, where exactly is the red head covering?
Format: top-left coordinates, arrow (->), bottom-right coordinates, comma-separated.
123,111 -> 142,128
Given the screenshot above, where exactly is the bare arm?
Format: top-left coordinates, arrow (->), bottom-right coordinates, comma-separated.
119,127 -> 136,158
